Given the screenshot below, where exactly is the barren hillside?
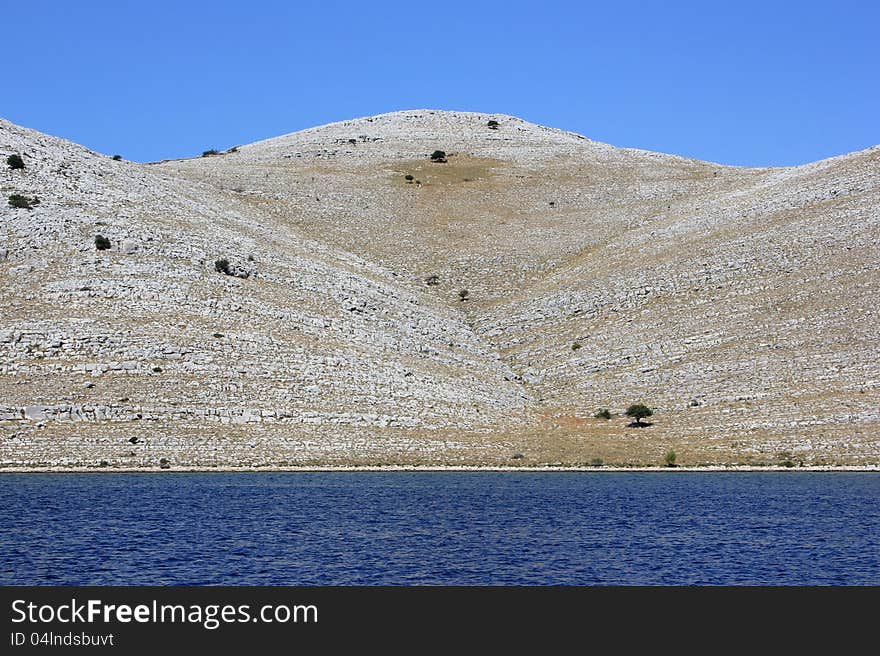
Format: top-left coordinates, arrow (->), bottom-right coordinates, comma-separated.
2,110 -> 878,467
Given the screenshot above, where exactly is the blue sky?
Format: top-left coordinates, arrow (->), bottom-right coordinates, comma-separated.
3,0 -> 877,165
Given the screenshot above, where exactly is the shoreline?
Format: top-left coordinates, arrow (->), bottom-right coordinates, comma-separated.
0,465 -> 877,473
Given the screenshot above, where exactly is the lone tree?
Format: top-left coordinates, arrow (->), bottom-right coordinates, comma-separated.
94,235 -> 111,250
6,154 -> 25,170
625,403 -> 653,427
458,289 -> 469,302
487,119 -> 500,129
430,150 -> 447,163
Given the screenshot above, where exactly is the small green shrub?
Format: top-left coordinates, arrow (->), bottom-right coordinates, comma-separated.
424,274 -> 440,286
487,120 -> 500,129
458,289 -> 469,301
214,258 -> 249,279
572,341 -> 582,351
8,194 -> 32,209
6,154 -> 25,170
594,408 -> 611,420
590,457 -> 604,467
202,149 -> 220,157
112,154 -> 122,161
664,449 -> 677,467
405,174 -> 414,182
430,150 -> 447,163
94,235 -> 111,250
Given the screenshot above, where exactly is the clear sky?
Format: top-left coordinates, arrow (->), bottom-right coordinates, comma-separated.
3,0 -> 877,166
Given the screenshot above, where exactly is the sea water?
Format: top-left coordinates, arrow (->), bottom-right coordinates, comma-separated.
1,472 -> 877,585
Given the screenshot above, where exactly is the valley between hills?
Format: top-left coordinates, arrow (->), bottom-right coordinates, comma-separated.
1,110 -> 878,469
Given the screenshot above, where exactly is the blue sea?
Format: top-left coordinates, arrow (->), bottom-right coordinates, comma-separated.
0,473 -> 877,585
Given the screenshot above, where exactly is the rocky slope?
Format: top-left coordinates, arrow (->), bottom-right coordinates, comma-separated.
1,111 -> 878,467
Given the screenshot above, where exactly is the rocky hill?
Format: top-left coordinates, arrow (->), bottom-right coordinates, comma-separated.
1,110 -> 878,468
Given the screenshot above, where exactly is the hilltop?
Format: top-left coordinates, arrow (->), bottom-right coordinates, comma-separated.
1,110 -> 878,468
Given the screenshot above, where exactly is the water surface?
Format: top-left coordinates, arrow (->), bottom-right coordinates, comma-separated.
1,473 -> 877,585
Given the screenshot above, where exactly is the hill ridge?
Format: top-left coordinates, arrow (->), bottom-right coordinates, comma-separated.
1,111 -> 878,468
